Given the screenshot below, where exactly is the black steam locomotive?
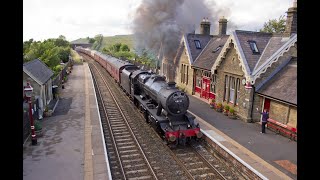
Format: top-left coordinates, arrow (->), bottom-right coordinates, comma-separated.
76,47 -> 202,145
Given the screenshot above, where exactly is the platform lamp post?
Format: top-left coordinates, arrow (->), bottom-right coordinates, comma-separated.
24,82 -> 37,145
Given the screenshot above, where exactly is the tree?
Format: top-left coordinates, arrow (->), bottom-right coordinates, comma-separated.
120,44 -> 130,52
260,15 -> 286,33
54,38 -> 70,47
88,38 -> 95,44
58,35 -> 66,40
92,34 -> 103,50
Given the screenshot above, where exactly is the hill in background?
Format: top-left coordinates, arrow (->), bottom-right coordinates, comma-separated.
71,34 -> 134,51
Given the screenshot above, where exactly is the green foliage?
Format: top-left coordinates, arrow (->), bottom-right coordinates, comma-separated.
120,44 -> 130,52
224,105 -> 230,111
110,43 -> 122,52
58,35 -> 66,40
114,51 -> 135,60
53,65 -> 63,76
23,36 -> 71,76
98,35 -> 133,52
54,38 -> 70,47
229,108 -> 235,114
70,49 -> 82,63
260,15 -> 286,33
88,38 -> 95,44
92,34 -> 103,50
58,47 -> 71,63
34,120 -> 42,131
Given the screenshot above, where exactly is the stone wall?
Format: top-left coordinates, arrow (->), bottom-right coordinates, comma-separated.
252,94 -> 263,122
175,48 -> 194,94
253,94 -> 297,129
23,72 -> 42,100
215,44 -> 253,122
287,106 -> 297,128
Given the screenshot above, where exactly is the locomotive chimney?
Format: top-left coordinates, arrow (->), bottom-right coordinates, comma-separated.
218,16 -> 228,35
200,17 -> 211,35
284,0 -> 297,36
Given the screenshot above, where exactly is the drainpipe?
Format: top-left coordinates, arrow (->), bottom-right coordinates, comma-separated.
250,85 -> 255,123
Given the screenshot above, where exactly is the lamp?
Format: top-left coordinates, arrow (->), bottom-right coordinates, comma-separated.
24,82 -> 37,145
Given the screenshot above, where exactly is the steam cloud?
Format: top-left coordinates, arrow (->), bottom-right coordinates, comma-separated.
132,0 -> 235,60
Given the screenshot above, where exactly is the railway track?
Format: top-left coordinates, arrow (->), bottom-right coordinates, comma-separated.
90,61 -> 158,179
81,53 -> 243,180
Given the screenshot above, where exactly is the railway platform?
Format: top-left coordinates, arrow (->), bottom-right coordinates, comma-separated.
189,95 -> 297,180
23,63 -> 111,180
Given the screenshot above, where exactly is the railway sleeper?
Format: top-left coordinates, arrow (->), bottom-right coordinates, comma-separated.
112,129 -> 128,132
125,169 -> 149,175
124,166 -> 149,172
117,144 -> 136,148
188,167 -> 210,173
121,153 -> 141,158
112,127 -> 128,130
115,138 -> 133,143
113,131 -> 130,135
115,134 -> 132,138
123,163 -> 146,169
119,149 -> 139,154
195,173 -> 216,179
122,158 -> 145,163
127,175 -> 152,180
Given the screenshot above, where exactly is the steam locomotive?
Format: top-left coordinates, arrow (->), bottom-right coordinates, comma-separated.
76,47 -> 202,146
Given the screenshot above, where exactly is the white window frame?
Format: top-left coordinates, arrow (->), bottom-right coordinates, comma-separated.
229,77 -> 235,103
236,78 -> 240,105
224,75 -> 228,101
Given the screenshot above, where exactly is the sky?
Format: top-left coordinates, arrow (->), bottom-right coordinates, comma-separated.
23,0 -> 294,42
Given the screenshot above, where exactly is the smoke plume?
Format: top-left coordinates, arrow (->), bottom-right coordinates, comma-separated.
132,0 -> 234,59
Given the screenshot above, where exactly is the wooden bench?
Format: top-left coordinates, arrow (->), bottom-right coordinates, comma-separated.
267,119 -> 297,141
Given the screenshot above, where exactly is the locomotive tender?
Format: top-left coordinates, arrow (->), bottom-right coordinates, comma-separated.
76,47 -> 202,145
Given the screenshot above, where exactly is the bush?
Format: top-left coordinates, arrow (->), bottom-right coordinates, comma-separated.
34,120 -> 42,131
224,105 -> 230,111
229,108 -> 235,114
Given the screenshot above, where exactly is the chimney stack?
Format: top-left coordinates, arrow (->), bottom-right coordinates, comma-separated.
218,16 -> 228,35
200,17 -> 211,35
284,0 -> 297,36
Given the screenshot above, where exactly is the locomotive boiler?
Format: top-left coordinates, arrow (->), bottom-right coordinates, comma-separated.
134,73 -> 202,146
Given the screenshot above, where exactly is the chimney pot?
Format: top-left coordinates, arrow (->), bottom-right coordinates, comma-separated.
218,17 -> 228,35
284,1 -> 297,36
200,17 -> 211,35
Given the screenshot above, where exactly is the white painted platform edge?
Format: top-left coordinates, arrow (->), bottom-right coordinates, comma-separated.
201,129 -> 269,180
88,64 -> 112,180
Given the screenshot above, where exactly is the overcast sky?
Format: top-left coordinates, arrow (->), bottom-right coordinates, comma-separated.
23,0 -> 294,42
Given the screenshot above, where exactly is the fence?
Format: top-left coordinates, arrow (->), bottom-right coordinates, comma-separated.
52,60 -> 71,87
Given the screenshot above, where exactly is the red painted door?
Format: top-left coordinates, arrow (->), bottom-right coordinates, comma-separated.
201,78 -> 210,99
263,98 -> 271,111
